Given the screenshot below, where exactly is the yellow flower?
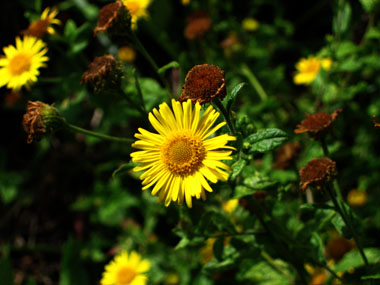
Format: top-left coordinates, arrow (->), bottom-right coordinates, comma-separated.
293,56 -> 332,85
242,17 -> 259,31
222,199 -> 238,213
181,0 -> 190,5
101,250 -> 150,285
118,46 -> 136,63
23,7 -> 61,38
0,36 -> 48,91
131,99 -> 236,208
122,0 -> 151,29
347,189 -> 367,207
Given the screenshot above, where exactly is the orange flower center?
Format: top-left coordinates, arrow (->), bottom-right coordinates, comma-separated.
9,53 -> 31,76
125,1 -> 141,16
161,134 -> 205,176
116,266 -> 137,284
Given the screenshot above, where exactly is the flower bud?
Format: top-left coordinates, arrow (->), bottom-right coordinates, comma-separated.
23,101 -> 66,143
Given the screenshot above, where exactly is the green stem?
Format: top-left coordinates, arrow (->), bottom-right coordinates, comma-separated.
130,33 -> 172,99
326,182 -> 369,266
213,98 -> 236,135
67,124 -> 133,144
320,137 -> 329,156
240,63 -> 268,101
133,69 -> 147,113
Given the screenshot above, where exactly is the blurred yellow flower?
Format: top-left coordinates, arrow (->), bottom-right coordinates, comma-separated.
222,199 -> 238,213
122,0 -> 151,28
242,17 -> 259,31
181,0 -> 190,5
164,272 -> 180,284
0,36 -> 48,91
131,99 -> 236,208
118,46 -> 136,63
347,189 -> 367,207
293,56 -> 332,85
200,238 -> 216,264
100,250 -> 150,285
22,7 -> 61,38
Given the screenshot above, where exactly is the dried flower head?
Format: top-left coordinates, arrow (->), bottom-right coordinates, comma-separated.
179,64 -> 226,104
374,115 -> 380,128
326,236 -> 353,261
23,101 -> 66,143
220,33 -> 241,57
299,157 -> 337,192
94,0 -> 131,37
81,55 -> 123,94
294,109 -> 342,139
184,11 -> 212,40
273,141 -> 301,170
22,7 -> 61,38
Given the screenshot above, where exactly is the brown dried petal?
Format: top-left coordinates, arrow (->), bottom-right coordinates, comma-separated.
184,11 -> 212,40
299,157 -> 337,192
294,109 -> 342,138
23,101 -> 47,143
179,64 -> 226,104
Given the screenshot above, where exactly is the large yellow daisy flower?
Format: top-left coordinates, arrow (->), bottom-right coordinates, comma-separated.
131,99 -> 236,208
122,0 -> 151,28
101,250 -> 151,285
0,36 -> 48,91
293,56 -> 332,85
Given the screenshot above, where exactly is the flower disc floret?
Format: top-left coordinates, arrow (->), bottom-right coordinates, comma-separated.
131,99 -> 236,207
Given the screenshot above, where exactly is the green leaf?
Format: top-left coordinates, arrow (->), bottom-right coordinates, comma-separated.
359,0 -> 380,12
362,274 -> 380,280
226,82 -> 245,112
333,1 -> 352,36
233,185 -> 258,199
112,163 -> 135,178
0,257 -> 13,285
245,128 -> 288,153
158,61 -> 180,74
230,159 -> 247,180
60,238 -> 89,285
335,248 -> 380,273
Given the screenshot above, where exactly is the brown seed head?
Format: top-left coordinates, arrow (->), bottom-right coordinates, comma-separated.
22,20 -> 50,38
81,55 -> 122,94
299,157 -> 337,192
374,115 -> 380,128
94,0 -> 131,37
184,11 -> 212,40
179,64 -> 226,104
23,101 -> 65,143
294,109 -> 342,139
273,141 -> 301,170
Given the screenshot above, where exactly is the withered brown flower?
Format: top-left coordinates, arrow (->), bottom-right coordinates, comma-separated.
81,55 -> 122,94
294,109 -> 342,139
273,141 -> 301,170
326,236 -> 354,262
179,64 -> 226,104
374,115 -> 380,128
299,157 -> 337,192
184,11 -> 212,40
23,101 -> 65,143
94,0 -> 131,37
